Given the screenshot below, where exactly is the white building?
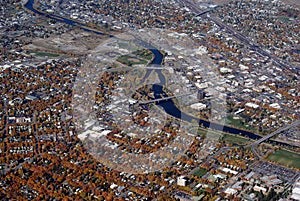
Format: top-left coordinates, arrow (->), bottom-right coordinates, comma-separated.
291,181 -> 300,200
253,185 -> 267,194
190,103 -> 206,111
177,176 -> 187,186
245,102 -> 259,109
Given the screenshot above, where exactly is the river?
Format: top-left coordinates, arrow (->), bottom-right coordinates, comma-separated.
24,0 -> 297,148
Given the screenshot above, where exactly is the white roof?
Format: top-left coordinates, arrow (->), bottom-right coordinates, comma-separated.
220,167 -> 238,175
239,64 -> 249,70
77,129 -> 111,140
245,102 -> 259,109
270,103 -> 281,109
291,194 -> 300,200
292,187 -> 300,194
190,103 -> 206,110
195,82 -> 208,89
225,188 -> 237,195
220,67 -> 232,73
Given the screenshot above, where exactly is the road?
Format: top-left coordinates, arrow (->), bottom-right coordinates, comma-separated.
247,120 -> 300,159
251,120 -> 300,147
23,0 -> 113,37
194,9 -> 212,17
201,15 -> 298,75
189,120 -> 300,176
191,0 -> 300,77
132,65 -> 169,70
186,0 -> 298,75
139,92 -> 194,105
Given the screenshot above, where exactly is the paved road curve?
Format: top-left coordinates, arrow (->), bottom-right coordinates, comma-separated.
190,0 -> 298,75
248,120 -> 300,159
25,0 -> 300,148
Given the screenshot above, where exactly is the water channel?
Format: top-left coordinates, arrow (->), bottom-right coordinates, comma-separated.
25,0 -> 297,148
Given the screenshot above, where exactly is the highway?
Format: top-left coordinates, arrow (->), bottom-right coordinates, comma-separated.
188,0 -> 298,75
181,0 -> 300,157
247,120 -> 300,159
188,120 -> 300,175
201,16 -> 298,75
194,9 -> 212,17
249,120 -> 300,147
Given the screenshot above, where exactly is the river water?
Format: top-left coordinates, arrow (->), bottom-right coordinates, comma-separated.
25,0 -> 297,148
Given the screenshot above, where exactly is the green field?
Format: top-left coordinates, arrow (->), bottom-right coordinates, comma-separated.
222,134 -> 250,145
132,49 -> 153,60
224,115 -> 257,132
278,16 -> 291,22
117,55 -> 147,66
193,168 -> 207,178
29,51 -> 60,57
267,149 -> 300,170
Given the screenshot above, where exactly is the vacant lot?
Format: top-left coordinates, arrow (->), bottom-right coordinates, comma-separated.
223,134 -> 250,145
193,168 -> 208,177
267,149 -> 300,170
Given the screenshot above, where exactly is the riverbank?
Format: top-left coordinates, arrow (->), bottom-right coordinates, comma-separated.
23,0 -> 299,150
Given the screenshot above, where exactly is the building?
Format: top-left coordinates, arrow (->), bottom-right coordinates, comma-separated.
291,181 -> 300,201
177,176 -> 187,186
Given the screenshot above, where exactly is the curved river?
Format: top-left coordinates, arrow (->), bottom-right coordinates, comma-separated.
25,0 -> 296,147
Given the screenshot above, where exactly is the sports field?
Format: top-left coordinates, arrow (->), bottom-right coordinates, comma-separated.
223,134 -> 250,145
193,168 -> 208,178
267,149 -> 300,170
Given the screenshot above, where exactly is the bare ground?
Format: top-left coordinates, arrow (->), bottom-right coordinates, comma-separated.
23,28 -> 109,56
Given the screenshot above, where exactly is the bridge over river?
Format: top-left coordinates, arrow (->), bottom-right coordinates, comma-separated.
24,0 -> 300,149
139,92 -> 194,105
247,120 -> 300,160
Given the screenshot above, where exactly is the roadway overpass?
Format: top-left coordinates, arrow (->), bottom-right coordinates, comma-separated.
138,92 -> 194,105
249,120 -> 300,147
247,120 -> 300,159
138,92 -> 213,105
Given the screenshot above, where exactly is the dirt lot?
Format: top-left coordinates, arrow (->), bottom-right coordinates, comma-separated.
23,28 -> 109,56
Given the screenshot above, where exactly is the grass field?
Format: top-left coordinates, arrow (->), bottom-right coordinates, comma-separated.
132,49 -> 153,61
29,51 -> 60,57
224,115 -> 257,132
267,149 -> 300,170
193,168 -> 207,178
117,55 -> 147,66
278,16 -> 291,22
223,134 -> 250,145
